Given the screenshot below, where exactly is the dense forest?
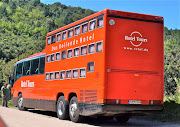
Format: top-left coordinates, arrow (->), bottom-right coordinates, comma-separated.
0,0 -> 179,101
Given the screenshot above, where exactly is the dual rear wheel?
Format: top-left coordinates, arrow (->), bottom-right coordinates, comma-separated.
56,96 -> 82,122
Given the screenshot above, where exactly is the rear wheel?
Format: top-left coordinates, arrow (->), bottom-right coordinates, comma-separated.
115,115 -> 130,123
56,96 -> 69,120
17,94 -> 26,111
69,96 -> 83,123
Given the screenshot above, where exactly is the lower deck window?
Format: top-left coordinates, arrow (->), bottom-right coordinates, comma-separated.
61,51 -> 66,60
67,49 -> 72,58
45,73 -> 49,80
50,72 -> 54,80
60,71 -> 65,80
80,68 -> 86,78
66,70 -> 71,79
74,47 -> 79,57
55,72 -> 59,80
51,54 -> 55,61
73,69 -> 78,79
87,62 -> 94,72
56,52 -> 60,60
88,43 -> 95,54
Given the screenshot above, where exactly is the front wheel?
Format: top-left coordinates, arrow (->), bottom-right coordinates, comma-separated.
17,94 -> 27,111
56,96 -> 69,120
69,96 -> 83,122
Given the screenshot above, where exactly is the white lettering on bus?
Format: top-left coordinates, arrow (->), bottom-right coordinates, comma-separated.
21,80 -> 35,87
57,33 -> 94,50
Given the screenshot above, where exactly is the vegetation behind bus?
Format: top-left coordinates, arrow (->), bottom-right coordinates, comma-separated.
0,0 -> 179,121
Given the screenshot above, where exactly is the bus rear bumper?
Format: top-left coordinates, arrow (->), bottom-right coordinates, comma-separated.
79,103 -> 163,116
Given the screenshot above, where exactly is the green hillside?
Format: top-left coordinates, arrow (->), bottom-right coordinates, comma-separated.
0,0 -> 179,101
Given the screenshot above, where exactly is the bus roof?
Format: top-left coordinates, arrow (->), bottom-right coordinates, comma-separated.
15,52 -> 46,65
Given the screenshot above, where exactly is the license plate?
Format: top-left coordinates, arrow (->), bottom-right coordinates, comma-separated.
128,100 -> 141,104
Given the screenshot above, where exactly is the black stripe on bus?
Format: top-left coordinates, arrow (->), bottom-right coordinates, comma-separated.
107,15 -> 163,24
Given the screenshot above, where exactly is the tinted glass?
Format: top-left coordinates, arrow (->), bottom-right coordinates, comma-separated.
39,57 -> 45,74
31,58 -> 39,75
16,62 -> 23,80
23,61 -> 30,76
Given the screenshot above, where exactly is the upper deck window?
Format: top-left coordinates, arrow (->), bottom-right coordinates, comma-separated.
75,26 -> 80,36
88,43 -> 95,54
68,28 -> 73,38
97,16 -> 104,28
82,22 -> 88,33
89,19 -> 96,31
62,31 -> 67,40
51,54 -> 55,62
47,55 -> 50,63
56,52 -> 60,61
57,33 -> 61,42
52,35 -> 55,44
96,41 -> 103,52
61,51 -> 66,60
81,45 -> 87,56
74,47 -> 79,57
67,49 -> 72,59
47,37 -> 51,45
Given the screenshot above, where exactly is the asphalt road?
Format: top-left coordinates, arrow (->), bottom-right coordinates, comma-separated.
0,106 -> 180,127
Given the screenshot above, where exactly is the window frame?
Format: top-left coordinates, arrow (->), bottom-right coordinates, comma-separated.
72,68 -> 79,79
80,45 -> 87,56
67,49 -> 73,59
51,35 -> 56,44
54,71 -> 60,80
51,53 -> 55,62
97,16 -> 104,29
96,41 -> 103,53
88,43 -> 96,55
89,19 -> 96,31
45,72 -> 50,81
68,28 -> 74,39
55,52 -> 61,61
60,70 -> 66,80
74,47 -> 79,57
87,62 -> 95,73
74,25 -> 81,36
81,22 -> 88,34
79,67 -> 86,78
56,32 -> 61,42
46,55 -> 51,63
47,37 -> 51,45
61,50 -> 66,60
62,30 -> 67,40
49,72 -> 54,81
66,69 -> 72,79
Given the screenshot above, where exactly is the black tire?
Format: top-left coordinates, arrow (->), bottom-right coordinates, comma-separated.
115,115 -> 130,123
56,96 -> 69,120
17,94 -> 26,111
69,96 -> 83,123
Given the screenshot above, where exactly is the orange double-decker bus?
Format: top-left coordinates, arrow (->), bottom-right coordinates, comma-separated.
11,9 -> 164,123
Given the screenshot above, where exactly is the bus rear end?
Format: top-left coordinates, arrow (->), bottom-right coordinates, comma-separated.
103,10 -> 164,116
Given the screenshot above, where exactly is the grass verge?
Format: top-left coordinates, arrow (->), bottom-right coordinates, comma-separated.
0,97 -> 14,107
139,101 -> 180,123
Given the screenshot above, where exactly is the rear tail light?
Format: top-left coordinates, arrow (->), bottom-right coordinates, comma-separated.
104,99 -> 121,104
149,100 -> 162,105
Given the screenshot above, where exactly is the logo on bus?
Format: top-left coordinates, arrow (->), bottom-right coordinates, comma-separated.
21,80 -> 35,87
124,31 -> 148,52
125,31 -> 147,47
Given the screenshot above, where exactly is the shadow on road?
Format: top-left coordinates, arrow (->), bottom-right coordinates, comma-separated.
27,109 -> 147,127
